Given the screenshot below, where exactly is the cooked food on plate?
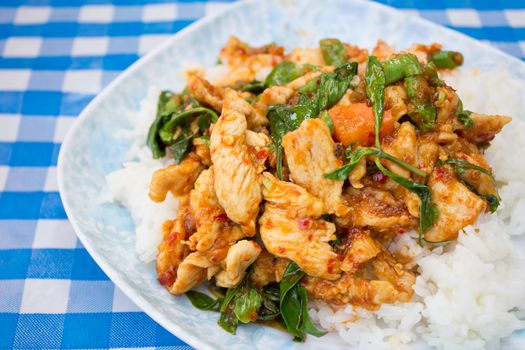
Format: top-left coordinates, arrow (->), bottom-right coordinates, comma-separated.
106,36 -> 525,349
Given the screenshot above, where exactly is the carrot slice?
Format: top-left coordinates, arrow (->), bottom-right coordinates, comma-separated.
329,103 -> 395,146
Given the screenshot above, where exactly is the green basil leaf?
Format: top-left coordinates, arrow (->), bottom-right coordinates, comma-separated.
147,90 -> 179,159
324,147 -> 379,180
375,159 -> 438,246
365,56 -> 386,147
316,62 -> 357,112
297,286 -> 326,337
170,133 -> 193,164
265,61 -> 305,87
319,111 -> 334,133
280,262 -> 305,299
218,309 -> 239,334
280,284 -> 305,342
444,158 -> 495,182
185,291 -> 221,312
234,286 -> 263,324
456,100 -> 474,128
319,38 -> 348,67
159,107 -> 218,144
241,80 -> 266,94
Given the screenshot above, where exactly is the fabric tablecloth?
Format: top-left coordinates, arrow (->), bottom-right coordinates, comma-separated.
1,0 -> 524,349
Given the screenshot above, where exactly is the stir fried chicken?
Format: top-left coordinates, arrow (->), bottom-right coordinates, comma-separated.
146,36 -> 511,332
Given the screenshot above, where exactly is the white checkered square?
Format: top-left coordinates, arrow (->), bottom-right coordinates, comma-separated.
62,70 -> 102,94
142,3 -> 178,22
20,279 -> 71,314
3,37 -> 42,58
112,287 -> 141,312
44,166 -> 58,192
204,2 -> 230,16
138,34 -> 171,55
519,41 -> 525,56
79,5 -> 115,23
71,37 -> 109,56
32,219 -> 78,249
446,9 -> 482,27
14,6 -> 51,24
0,114 -> 20,142
0,69 -> 31,91
0,166 -> 8,191
53,116 -> 76,143
505,10 -> 525,27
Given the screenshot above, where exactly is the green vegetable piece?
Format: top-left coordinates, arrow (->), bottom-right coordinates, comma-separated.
405,75 -> 436,131
198,135 -> 211,147
170,133 -> 193,164
319,38 -> 348,67
381,53 -> 423,85
456,100 -> 474,128
265,61 -> 304,87
241,80 -> 266,94
430,50 -> 464,69
375,159 -> 438,246
218,310 -> 239,334
159,107 -> 218,144
324,147 -> 379,180
268,62 -> 357,179
185,291 -> 221,312
147,91 -> 179,159
423,61 -> 443,86
445,158 -> 500,212
319,111 -> 334,133
365,56 -> 386,147
297,286 -> 326,337
234,286 -> 263,324
258,285 -> 281,321
280,262 -> 306,297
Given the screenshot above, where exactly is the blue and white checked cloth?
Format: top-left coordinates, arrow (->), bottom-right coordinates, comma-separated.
1,0 -> 524,349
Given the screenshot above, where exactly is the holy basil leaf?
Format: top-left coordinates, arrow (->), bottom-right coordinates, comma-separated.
147,90 -> 180,159
456,100 -> 474,128
375,159 -> 438,246
218,309 -> 239,334
319,38 -> 347,67
280,262 -> 305,299
159,107 -> 218,144
185,291 -> 221,312
241,80 -> 266,94
444,158 -> 495,182
234,286 -> 263,324
319,111 -> 334,133
324,147 -> 379,180
297,286 -> 326,337
170,133 -> 193,164
365,56 -> 386,147
265,61 -> 305,87
316,62 -> 357,112
280,284 -> 305,342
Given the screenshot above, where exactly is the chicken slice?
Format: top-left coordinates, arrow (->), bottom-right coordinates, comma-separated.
210,89 -> 262,236
370,250 -> 415,302
282,118 -> 348,216
249,251 -> 290,288
168,252 -> 208,295
215,240 -> 262,288
425,166 -> 487,242
259,172 -> 340,280
338,187 -> 417,234
455,152 -> 497,196
186,74 -> 224,112
340,228 -> 381,273
188,167 -> 225,252
287,48 -> 326,66
253,86 -> 294,118
156,195 -> 192,289
149,154 -> 204,202
460,113 -> 511,143
381,122 -> 418,178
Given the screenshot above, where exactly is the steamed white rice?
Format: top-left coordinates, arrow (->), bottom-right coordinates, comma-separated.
106,66 -> 525,349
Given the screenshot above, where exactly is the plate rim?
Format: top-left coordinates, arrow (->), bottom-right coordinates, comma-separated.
57,1 -> 525,349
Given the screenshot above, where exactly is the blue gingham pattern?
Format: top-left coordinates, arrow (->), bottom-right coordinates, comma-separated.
1,0 -> 524,349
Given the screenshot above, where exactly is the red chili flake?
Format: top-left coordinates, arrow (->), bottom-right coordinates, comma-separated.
327,258 -> 336,273
476,133 -> 495,143
256,148 -> 269,160
372,171 -> 387,184
167,233 -> 179,245
277,246 -> 286,254
214,213 -> 230,223
298,218 -> 310,229
157,267 -> 177,287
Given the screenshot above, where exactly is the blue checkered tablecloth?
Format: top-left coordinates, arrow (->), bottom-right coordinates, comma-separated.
1,0 -> 524,349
